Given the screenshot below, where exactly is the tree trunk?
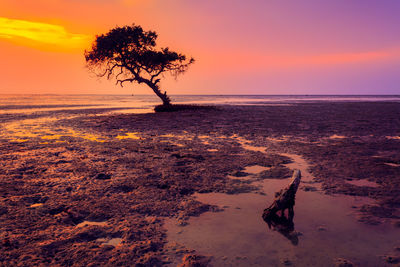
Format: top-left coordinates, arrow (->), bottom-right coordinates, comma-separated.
146,81 -> 171,106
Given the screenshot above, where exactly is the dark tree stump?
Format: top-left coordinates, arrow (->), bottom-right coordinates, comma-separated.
262,170 -> 301,220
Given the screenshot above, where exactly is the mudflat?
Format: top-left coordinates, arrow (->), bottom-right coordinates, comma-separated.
1,102 -> 400,266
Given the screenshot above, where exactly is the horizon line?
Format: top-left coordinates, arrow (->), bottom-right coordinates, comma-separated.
0,93 -> 399,96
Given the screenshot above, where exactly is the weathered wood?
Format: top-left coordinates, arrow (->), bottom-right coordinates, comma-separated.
262,170 -> 301,220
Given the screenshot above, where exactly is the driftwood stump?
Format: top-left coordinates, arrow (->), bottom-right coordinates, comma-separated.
262,170 -> 301,220
262,170 -> 302,245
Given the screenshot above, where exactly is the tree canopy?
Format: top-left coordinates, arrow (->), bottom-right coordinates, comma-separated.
85,24 -> 194,106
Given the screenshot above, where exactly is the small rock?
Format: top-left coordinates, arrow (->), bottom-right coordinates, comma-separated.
177,219 -> 188,227
95,173 -> 111,180
393,220 -> 400,228
233,171 -> 249,177
0,206 -> 8,215
334,258 -> 354,267
385,255 -> 400,264
179,254 -> 211,267
302,185 -> 317,192
2,238 -> 11,247
280,258 -> 292,266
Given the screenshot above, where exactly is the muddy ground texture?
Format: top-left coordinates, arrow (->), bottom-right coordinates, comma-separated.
0,102 -> 400,266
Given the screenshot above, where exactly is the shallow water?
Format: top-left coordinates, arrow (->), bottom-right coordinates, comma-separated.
116,132 -> 141,140
329,134 -> 347,139
385,163 -> 400,168
166,138 -> 400,266
243,165 -> 271,175
76,221 -> 107,228
96,237 -> 122,246
29,203 -> 44,208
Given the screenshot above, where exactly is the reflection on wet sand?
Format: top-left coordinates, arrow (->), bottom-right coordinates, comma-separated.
116,132 -> 141,140
76,221 -> 107,228
385,162 -> 400,167
232,134 -> 267,153
3,116 -> 108,142
29,203 -> 44,208
329,134 -> 347,139
96,237 -> 122,246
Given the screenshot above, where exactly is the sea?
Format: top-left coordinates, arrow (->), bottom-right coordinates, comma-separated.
0,94 -> 399,115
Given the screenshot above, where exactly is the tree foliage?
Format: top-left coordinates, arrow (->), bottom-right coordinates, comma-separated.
85,24 -> 194,105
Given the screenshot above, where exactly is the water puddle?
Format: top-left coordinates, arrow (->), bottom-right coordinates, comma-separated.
116,132 -> 141,140
385,163 -> 400,167
346,179 -> 380,188
166,137 -> 400,266
386,136 -> 400,140
244,165 -> 271,175
96,237 -> 122,246
266,136 -> 289,142
232,135 -> 267,153
107,108 -> 154,114
41,135 -> 63,140
198,136 -> 210,145
280,153 -> 315,183
76,221 -> 107,228
29,203 -> 43,208
329,135 -> 347,139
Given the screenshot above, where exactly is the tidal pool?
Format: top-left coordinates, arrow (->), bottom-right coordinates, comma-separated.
96,237 -> 122,246
166,139 -> 400,266
76,221 -> 107,228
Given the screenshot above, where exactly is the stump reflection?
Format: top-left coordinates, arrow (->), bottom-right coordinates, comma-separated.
263,211 -> 299,246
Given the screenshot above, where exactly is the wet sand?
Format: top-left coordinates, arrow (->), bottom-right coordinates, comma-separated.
1,102 -> 400,266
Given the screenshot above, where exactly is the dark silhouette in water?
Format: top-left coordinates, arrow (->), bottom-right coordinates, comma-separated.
264,212 -> 299,245
263,170 -> 301,245
85,24 -> 194,107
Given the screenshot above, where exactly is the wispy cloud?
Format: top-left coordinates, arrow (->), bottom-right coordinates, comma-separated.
0,17 -> 91,51
199,46 -> 400,73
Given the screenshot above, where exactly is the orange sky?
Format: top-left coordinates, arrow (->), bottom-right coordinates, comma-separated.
1,0 -> 400,95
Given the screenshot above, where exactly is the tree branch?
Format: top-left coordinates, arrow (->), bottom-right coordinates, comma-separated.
116,78 -> 135,87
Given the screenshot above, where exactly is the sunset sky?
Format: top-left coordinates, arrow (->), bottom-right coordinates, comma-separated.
0,0 -> 399,95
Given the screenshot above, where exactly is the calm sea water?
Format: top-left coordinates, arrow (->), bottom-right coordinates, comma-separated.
0,94 -> 399,114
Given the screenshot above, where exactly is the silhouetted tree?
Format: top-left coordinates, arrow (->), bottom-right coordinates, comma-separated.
85,24 -> 194,106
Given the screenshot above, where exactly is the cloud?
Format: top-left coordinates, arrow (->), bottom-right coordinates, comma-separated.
0,17 -> 91,51
197,46 -> 400,74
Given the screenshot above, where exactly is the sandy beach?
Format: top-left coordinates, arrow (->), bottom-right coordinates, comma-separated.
1,102 -> 400,266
